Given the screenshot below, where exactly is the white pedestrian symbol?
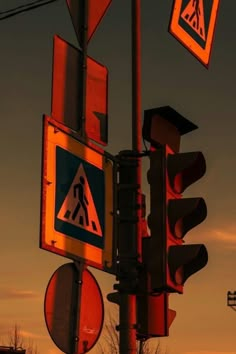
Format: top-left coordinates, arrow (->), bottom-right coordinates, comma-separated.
57,164 -> 102,237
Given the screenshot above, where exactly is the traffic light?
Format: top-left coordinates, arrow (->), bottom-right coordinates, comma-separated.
107,289 -> 176,338
107,190 -> 176,339
137,292 -> 176,339
142,106 -> 208,294
136,195 -> 176,338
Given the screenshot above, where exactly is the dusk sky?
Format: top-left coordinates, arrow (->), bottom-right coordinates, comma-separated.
0,1 -> 236,353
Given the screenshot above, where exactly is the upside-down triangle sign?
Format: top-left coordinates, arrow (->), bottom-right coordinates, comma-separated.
181,0 -> 206,41
57,164 -> 102,237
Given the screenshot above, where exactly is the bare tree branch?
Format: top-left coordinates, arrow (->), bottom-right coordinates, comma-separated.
8,324 -> 24,350
26,338 -> 40,354
95,307 -> 167,354
6,324 -> 40,354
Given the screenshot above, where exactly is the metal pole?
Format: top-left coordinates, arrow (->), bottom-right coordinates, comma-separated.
118,2 -> 142,352
78,0 -> 88,137
72,261 -> 84,354
119,292 -> 137,354
118,153 -> 139,354
132,0 -> 142,151
131,0 -> 143,348
132,0 -> 142,259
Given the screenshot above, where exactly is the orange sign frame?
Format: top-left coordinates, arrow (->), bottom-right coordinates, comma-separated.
169,0 -> 220,67
40,116 -> 115,273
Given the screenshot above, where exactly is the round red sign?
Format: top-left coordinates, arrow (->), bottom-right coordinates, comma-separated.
44,262 -> 104,353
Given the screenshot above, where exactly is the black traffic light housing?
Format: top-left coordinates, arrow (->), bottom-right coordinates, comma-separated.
142,106 -> 208,294
136,292 -> 176,339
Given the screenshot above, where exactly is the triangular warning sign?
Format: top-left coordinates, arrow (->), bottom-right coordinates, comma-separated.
181,0 -> 206,41
57,163 -> 102,237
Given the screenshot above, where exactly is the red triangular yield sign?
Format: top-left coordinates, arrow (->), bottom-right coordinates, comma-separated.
66,0 -> 112,43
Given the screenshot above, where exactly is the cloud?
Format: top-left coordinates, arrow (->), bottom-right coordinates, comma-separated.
183,225 -> 236,248
20,330 -> 48,339
0,288 -> 41,300
209,227 -> 236,248
194,224 -> 236,249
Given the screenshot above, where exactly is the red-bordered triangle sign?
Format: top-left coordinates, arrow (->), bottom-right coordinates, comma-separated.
66,0 -> 112,43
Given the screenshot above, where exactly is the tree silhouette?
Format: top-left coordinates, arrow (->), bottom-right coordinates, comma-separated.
8,324 -> 24,350
6,324 -> 40,354
95,307 -> 168,354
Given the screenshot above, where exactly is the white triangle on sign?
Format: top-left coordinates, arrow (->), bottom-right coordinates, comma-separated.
181,0 -> 206,41
57,163 -> 102,237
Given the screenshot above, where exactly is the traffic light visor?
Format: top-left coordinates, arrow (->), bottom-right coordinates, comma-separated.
168,152 -> 206,193
168,198 -> 207,239
168,244 -> 208,285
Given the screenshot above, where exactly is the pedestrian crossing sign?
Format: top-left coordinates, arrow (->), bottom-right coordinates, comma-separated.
169,0 -> 220,67
40,116 -> 115,273
57,162 -> 103,238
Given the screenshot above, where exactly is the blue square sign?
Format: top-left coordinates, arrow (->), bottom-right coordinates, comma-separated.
55,146 -> 105,249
